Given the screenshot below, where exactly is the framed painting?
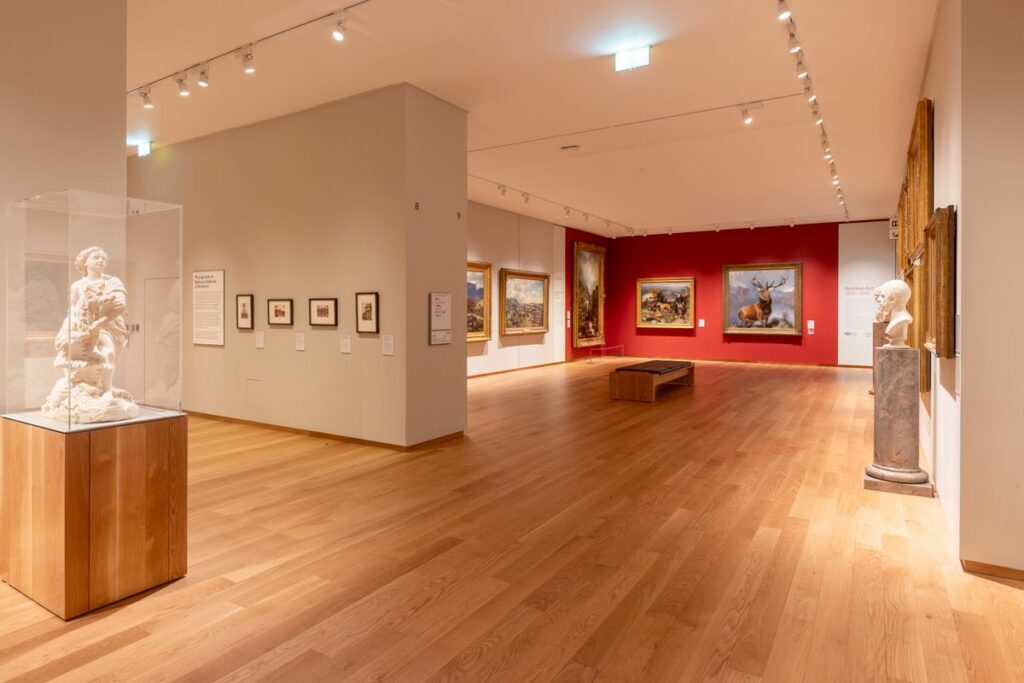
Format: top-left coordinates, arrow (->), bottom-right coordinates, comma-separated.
573,242 -> 605,347
636,277 -> 695,329
925,206 -> 956,358
466,261 -> 491,342
236,294 -> 254,330
267,298 -> 294,326
356,292 -> 380,333
722,263 -> 802,335
309,297 -> 338,327
499,268 -> 549,336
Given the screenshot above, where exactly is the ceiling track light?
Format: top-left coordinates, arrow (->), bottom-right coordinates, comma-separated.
240,45 -> 256,74
777,0 -> 792,21
583,213 -> 590,222
832,178 -> 841,186
140,87 -> 154,109
812,107 -> 824,125
196,63 -> 210,88
564,207 -> 571,218
174,73 -> 190,96
804,83 -> 816,103
741,109 -> 753,125
796,59 -> 809,79
787,22 -> 801,54
498,185 -> 507,199
522,192 -> 530,204
331,10 -> 347,42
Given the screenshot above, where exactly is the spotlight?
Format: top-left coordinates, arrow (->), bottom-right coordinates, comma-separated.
522,193 -> 530,204
197,64 -> 210,88
824,151 -> 833,161
804,83 -> 816,103
140,87 -> 154,109
777,0 -> 792,21
331,11 -> 347,42
583,213 -> 590,222
564,207 -> 571,218
787,24 -> 801,53
812,107 -> 823,125
741,109 -> 753,125
498,185 -> 507,199
605,220 -> 611,229
240,45 -> 256,74
175,73 -> 189,97
832,178 -> 840,185
796,59 -> 809,79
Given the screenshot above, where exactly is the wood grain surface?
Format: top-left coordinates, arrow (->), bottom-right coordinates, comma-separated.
0,361 -> 1020,681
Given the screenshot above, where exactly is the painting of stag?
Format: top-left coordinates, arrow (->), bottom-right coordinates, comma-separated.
722,263 -> 802,335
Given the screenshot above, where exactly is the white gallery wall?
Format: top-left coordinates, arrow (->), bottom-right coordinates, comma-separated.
960,0 -> 1024,571
921,0 -> 963,554
467,202 -> 566,376
0,0 -> 127,415
837,221 -> 895,366
129,84 -> 467,448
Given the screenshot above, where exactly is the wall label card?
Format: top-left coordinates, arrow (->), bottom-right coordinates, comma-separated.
340,333 -> 352,354
295,332 -> 305,351
382,334 -> 395,356
429,292 -> 452,345
255,330 -> 265,349
192,269 -> 225,346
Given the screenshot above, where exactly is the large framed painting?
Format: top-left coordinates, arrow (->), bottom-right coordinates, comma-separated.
722,263 -> 802,335
467,261 -> 491,342
636,277 -> 695,329
499,268 -> 549,336
573,242 -> 605,347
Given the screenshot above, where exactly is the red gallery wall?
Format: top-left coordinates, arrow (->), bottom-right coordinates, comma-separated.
566,222 -> 839,365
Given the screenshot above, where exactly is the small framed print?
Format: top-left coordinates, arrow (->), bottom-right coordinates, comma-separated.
356,292 -> 380,334
267,298 -> 294,326
236,294 -> 255,330
309,297 -> 338,327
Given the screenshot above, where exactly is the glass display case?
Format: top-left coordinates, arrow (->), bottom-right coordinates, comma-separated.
5,189 -> 183,431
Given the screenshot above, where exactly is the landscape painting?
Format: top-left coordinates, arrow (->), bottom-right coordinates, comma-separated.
573,242 -> 605,347
636,277 -> 695,329
722,263 -> 802,335
467,261 -> 491,342
499,268 -> 549,336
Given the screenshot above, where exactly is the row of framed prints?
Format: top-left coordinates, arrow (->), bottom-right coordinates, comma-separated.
630,262 -> 803,335
235,293 -> 381,333
467,263 -> 549,341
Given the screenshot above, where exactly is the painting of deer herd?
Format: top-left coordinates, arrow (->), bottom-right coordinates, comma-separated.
722,263 -> 803,335
636,277 -> 695,329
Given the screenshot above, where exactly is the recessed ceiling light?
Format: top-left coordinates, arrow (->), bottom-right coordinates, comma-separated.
615,46 -> 650,72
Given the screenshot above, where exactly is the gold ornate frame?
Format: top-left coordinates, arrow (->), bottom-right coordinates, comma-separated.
499,268 -> 549,336
466,261 -> 491,342
924,206 -> 956,359
636,277 -> 695,329
572,242 -> 606,347
721,262 -> 803,336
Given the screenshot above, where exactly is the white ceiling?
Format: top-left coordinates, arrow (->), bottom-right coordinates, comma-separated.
127,0 -> 939,236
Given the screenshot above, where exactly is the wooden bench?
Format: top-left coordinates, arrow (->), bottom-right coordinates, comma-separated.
609,360 -> 695,402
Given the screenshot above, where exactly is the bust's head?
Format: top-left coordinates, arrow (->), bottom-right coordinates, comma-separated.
873,279 -> 912,320
74,246 -> 109,275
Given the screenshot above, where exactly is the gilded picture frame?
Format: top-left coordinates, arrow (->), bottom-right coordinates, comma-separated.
636,277 -> 695,329
572,242 -> 606,347
722,263 -> 803,336
466,261 -> 491,342
499,268 -> 549,336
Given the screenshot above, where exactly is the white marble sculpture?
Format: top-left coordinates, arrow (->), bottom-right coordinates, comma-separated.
873,279 -> 913,348
41,246 -> 139,423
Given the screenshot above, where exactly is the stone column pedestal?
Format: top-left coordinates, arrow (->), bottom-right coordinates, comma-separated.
865,346 -> 933,496
869,321 -> 887,395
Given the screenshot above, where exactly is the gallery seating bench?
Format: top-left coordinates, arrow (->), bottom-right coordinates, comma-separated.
609,360 -> 695,402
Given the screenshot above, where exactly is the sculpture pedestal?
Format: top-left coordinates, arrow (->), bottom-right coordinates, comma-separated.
865,347 -> 932,496
869,321 -> 887,395
0,415 -> 187,619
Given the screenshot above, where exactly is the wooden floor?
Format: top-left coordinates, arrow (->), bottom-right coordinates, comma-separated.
1,360 -> 1022,682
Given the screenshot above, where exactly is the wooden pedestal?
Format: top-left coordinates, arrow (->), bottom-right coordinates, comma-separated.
0,415 -> 187,620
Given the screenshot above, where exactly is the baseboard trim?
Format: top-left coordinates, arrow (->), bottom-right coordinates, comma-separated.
468,360 -> 565,379
961,559 -> 1024,582
185,410 -> 463,452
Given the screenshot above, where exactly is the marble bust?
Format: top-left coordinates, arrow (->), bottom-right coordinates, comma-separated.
41,246 -> 139,423
873,279 -> 913,348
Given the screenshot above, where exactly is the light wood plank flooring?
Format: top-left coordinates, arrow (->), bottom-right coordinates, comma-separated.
0,360 -> 1021,682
